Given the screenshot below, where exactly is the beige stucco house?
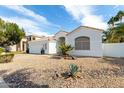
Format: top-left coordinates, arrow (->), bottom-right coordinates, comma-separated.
29,26 -> 104,57
7,38 -> 27,52
55,26 -> 103,57
8,35 -> 44,52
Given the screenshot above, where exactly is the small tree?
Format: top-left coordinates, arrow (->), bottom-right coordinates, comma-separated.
0,18 -> 25,48
59,43 -> 73,56
4,22 -> 25,46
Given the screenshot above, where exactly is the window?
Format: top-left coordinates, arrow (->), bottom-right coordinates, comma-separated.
75,36 -> 90,50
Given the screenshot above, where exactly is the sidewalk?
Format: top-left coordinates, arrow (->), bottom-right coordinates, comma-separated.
0,77 -> 9,88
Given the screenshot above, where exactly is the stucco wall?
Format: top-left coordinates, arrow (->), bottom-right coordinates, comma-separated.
103,43 -> 124,57
66,27 -> 103,57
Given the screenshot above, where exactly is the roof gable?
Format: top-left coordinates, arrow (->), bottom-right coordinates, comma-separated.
55,31 -> 68,36
67,26 -> 104,36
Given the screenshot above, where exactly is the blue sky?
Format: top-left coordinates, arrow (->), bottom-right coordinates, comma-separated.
0,5 -> 124,36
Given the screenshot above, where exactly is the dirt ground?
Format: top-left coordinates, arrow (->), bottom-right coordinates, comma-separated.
0,54 -> 124,88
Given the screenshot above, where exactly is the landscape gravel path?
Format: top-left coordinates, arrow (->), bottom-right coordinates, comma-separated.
0,54 -> 124,88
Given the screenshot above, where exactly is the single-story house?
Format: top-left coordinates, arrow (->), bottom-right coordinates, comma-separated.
28,26 -> 104,57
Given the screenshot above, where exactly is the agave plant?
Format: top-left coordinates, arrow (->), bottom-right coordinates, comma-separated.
69,64 -> 78,76
62,64 -> 81,79
69,64 -> 82,79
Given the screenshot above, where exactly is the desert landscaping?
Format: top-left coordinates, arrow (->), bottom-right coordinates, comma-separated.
0,54 -> 124,88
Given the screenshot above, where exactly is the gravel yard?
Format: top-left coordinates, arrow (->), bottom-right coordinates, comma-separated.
0,54 -> 124,88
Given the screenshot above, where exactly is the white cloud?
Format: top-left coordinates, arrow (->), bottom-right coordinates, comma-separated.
4,5 -> 50,25
3,5 -> 60,28
0,16 -> 54,36
64,5 -> 108,30
81,15 -> 107,29
1,5 -> 60,36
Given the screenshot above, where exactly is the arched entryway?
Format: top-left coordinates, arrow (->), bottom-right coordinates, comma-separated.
57,37 -> 65,54
58,37 -> 65,45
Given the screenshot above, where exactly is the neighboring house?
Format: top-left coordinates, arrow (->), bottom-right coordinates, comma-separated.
28,37 -> 56,54
7,38 -> 27,52
29,26 -> 104,57
8,35 -> 44,52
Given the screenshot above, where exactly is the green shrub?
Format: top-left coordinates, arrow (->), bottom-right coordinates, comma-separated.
0,53 -> 14,63
59,43 -> 73,56
0,47 -> 5,54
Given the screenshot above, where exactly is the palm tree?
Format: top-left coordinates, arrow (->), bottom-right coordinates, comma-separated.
102,30 -> 111,43
106,10 -> 124,43
106,23 -> 124,43
107,16 -> 116,27
107,11 -> 124,27
115,10 -> 124,23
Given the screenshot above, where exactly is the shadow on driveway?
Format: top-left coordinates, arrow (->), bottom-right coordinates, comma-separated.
1,68 -> 49,88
